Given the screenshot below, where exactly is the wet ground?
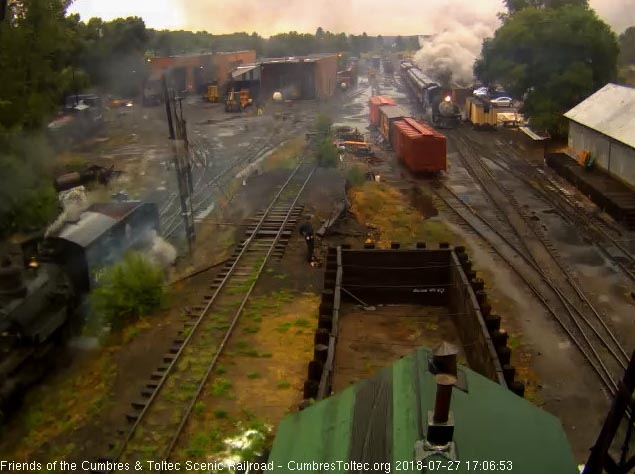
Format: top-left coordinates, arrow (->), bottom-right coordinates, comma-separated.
3,73 -> 633,466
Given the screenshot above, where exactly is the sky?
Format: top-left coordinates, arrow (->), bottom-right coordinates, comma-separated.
68,0 -> 635,35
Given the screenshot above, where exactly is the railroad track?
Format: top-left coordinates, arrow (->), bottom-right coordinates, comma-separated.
445,131 -> 630,398
107,161 -> 315,473
160,131 -> 284,237
480,136 -> 635,284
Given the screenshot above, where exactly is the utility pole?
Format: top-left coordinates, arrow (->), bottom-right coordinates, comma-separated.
163,76 -> 195,255
583,350 -> 635,474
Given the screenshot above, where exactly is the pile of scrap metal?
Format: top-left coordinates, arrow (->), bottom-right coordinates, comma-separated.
333,126 -> 373,157
316,198 -> 351,238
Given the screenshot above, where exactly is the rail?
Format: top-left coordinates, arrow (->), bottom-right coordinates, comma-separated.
109,161 -> 315,472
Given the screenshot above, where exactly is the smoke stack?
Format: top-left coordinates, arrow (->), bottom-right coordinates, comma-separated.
433,374 -> 455,423
431,341 -> 458,376
427,374 -> 456,446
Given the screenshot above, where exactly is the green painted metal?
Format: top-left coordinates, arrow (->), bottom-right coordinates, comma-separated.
270,386 -> 355,473
268,347 -> 578,473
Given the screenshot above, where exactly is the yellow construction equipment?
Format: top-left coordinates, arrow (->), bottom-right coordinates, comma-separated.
225,89 -> 241,113
239,89 -> 253,109
206,85 -> 219,103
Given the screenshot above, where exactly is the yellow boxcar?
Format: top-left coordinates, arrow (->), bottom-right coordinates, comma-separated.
466,97 -> 498,128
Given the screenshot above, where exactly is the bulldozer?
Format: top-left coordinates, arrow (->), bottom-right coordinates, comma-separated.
225,88 -> 253,113
239,89 -> 253,109
206,85 -> 219,103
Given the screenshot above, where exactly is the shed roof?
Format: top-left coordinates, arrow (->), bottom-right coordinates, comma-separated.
56,201 -> 143,248
564,83 -> 635,149
268,347 -> 577,473
232,64 -> 259,79
57,211 -> 117,248
378,105 -> 409,120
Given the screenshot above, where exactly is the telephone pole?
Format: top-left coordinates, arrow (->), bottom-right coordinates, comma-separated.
163,76 -> 195,254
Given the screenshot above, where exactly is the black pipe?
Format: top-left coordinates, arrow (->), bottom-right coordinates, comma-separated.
162,75 -> 175,140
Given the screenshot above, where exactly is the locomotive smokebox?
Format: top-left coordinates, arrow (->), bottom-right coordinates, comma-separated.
0,257 -> 27,300
438,97 -> 455,117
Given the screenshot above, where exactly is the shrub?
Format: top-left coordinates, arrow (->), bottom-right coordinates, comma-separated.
90,252 -> 167,330
314,114 -> 332,138
317,139 -> 338,168
346,165 -> 367,187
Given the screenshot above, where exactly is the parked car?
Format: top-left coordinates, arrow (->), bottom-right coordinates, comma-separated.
490,96 -> 513,107
473,87 -> 488,97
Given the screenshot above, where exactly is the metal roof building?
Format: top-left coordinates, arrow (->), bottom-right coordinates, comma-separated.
268,346 -> 578,474
564,83 -> 635,188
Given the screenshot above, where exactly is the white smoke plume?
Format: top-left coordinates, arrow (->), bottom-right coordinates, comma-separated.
45,186 -> 91,237
142,229 -> 177,268
413,4 -> 501,87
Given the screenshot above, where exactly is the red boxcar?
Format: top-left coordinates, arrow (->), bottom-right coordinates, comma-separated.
369,96 -> 396,127
393,118 -> 447,173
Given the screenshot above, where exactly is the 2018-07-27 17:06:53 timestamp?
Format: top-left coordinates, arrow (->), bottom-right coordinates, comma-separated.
394,460 -> 513,471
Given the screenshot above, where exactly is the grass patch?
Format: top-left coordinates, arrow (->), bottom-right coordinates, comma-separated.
349,182 -> 460,247
215,366 -> 227,375
211,378 -> 233,396
194,402 -> 206,414
247,371 -> 261,379
293,317 -> 310,327
275,322 -> 292,333
243,325 -> 260,334
263,137 -> 305,171
236,340 -> 249,349
239,349 -> 261,357
213,409 -> 228,419
277,380 -> 291,389
1,349 -> 118,460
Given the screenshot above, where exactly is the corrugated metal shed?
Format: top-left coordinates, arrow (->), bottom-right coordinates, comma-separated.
564,83 -> 635,149
56,201 -> 143,248
269,347 -> 577,473
57,212 -> 117,248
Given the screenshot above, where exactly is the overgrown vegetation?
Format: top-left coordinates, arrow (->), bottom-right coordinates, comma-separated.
89,252 -> 167,330
316,140 -> 338,168
346,165 -> 367,187
349,182 -> 459,247
475,1 -> 619,136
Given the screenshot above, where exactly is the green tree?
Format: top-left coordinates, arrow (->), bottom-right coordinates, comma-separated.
0,0 -> 79,129
90,252 -> 167,330
619,26 -> 635,65
503,0 -> 588,14
475,6 -> 618,135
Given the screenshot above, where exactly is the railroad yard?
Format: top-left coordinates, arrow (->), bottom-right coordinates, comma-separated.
1,26 -> 635,474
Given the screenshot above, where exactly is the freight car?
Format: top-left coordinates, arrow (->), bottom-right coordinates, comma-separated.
466,96 -> 498,129
369,96 -> 396,127
377,105 -> 410,145
0,201 -> 160,418
393,117 -> 447,174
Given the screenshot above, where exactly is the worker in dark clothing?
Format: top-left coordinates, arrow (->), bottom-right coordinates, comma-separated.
299,215 -> 315,263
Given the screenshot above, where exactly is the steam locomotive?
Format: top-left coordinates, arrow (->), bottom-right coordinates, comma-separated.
0,201 -> 160,418
400,61 -> 462,129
